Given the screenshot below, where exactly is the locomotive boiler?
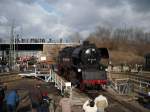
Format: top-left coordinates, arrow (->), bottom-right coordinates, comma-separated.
57,41 -> 109,90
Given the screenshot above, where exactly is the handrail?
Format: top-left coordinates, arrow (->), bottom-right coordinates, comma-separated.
20,68 -> 72,96
109,76 -> 150,95
49,69 -> 72,95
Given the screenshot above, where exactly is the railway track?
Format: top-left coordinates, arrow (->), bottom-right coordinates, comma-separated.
0,72 -> 21,82
85,88 -> 149,112
129,72 -> 150,81
53,69 -> 149,112
1,71 -> 148,112
110,71 -> 150,81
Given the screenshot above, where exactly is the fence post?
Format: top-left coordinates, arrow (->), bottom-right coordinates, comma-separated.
70,86 -> 72,100
57,76 -> 59,89
54,73 -> 57,87
52,70 -> 54,82
49,69 -> 52,82
60,80 -> 62,92
61,80 -> 64,95
139,80 -> 142,92
34,65 -> 37,77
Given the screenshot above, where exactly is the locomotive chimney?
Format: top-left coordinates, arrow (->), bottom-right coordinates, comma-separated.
83,41 -> 89,46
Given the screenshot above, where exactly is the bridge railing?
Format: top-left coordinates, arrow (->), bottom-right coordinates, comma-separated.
109,71 -> 150,95
49,69 -> 72,95
19,68 -> 72,95
110,78 -> 132,95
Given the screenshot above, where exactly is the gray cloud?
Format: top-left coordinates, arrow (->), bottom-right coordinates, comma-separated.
127,0 -> 150,12
93,0 -> 125,7
0,0 -> 36,4
0,0 -> 150,40
44,0 -> 60,4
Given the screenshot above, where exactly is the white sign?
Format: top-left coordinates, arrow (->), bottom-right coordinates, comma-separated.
65,82 -> 71,87
41,56 -> 46,61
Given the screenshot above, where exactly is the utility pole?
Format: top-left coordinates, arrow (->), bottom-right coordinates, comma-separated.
13,30 -> 16,70
9,22 -> 15,71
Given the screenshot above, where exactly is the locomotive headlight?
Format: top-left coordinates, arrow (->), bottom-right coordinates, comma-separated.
148,92 -> 150,96
78,68 -> 82,72
85,49 -> 90,54
105,68 -> 108,72
92,48 -> 95,51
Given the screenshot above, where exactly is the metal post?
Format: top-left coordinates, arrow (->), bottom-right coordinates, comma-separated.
70,86 -> 73,100
27,61 -> 28,70
115,83 -> 118,91
118,85 -> 120,94
50,69 -> 52,82
13,34 -> 15,70
34,64 -> 37,77
139,80 -> 142,92
70,87 -> 72,99
54,73 -> 57,87
9,22 -> 15,71
60,80 -> 63,94
57,76 -> 59,89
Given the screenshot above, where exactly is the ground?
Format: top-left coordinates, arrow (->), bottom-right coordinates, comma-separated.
4,78 -> 61,112
3,76 -> 150,112
4,77 -> 84,112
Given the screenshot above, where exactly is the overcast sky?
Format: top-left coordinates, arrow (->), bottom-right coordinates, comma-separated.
0,0 -> 150,40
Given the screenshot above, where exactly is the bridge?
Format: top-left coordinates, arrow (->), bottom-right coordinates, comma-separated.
0,42 -> 80,70
0,42 -> 80,51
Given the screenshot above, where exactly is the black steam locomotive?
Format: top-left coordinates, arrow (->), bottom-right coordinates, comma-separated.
57,41 -> 109,90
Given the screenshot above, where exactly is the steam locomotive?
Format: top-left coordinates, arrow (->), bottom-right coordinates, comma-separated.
57,41 -> 109,90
